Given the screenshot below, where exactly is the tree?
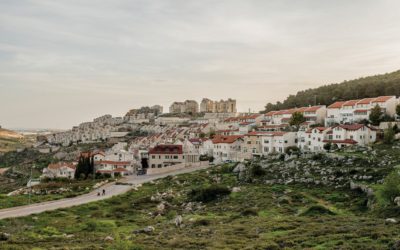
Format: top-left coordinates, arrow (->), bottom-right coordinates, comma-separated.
323,143 -> 332,151
369,104 -> 382,126
384,124 -> 396,144
289,112 -> 306,130
379,170 -> 400,204
396,104 -> 400,118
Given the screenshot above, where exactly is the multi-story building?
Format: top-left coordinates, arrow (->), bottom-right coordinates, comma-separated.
200,98 -> 237,113
265,106 -> 326,126
325,96 -> 397,125
212,135 -> 244,163
169,100 -> 199,114
41,162 -> 76,179
298,127 -> 332,152
323,124 -> 378,148
148,144 -> 185,168
261,132 -> 297,155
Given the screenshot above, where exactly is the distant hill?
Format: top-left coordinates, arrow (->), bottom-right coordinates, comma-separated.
263,70 -> 400,112
0,128 -> 28,153
0,128 -> 23,139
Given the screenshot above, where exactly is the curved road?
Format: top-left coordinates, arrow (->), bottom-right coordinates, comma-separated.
0,165 -> 211,220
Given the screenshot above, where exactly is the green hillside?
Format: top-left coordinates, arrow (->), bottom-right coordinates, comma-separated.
264,70 -> 400,112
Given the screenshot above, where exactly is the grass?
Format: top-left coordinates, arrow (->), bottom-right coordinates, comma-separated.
0,179 -> 103,209
0,165 -> 399,249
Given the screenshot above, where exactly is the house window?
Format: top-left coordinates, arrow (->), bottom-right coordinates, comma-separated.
151,164 -> 155,168
152,155 -> 155,159
157,164 -> 162,168
174,155 -> 178,159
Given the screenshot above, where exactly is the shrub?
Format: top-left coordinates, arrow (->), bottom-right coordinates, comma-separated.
189,185 -> 231,202
285,146 -> 300,155
250,164 -> 266,177
300,205 -> 336,216
85,220 -> 116,232
323,143 -> 332,151
379,170 -> 400,204
384,126 -> 395,144
240,208 -> 259,216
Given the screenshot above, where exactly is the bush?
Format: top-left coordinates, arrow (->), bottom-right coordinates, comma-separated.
250,164 -> 266,177
285,146 -> 300,155
240,208 -> 259,216
323,143 -> 332,151
189,185 -> 231,202
300,205 -> 336,216
379,170 -> 400,204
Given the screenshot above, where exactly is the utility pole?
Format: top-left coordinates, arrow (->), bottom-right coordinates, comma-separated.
28,164 -> 34,205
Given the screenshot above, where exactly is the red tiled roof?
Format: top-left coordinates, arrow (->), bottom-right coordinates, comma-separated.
336,124 -> 365,130
357,98 -> 375,105
212,135 -> 243,144
372,96 -> 394,103
265,111 -> 278,116
313,127 -> 328,132
328,101 -> 346,109
149,145 -> 183,154
343,100 -> 360,106
304,106 -> 323,112
47,162 -> 76,170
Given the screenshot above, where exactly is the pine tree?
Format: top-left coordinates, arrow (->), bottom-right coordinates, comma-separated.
369,105 -> 382,126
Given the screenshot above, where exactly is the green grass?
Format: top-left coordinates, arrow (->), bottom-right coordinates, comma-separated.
0,166 -> 399,249
0,179 -> 102,209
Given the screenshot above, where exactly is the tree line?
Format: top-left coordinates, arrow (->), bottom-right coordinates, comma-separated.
263,70 -> 400,112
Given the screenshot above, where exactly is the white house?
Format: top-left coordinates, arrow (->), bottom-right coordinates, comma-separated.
212,135 -> 244,163
325,96 -> 397,125
298,127 -> 331,152
41,162 -> 76,179
261,132 -> 297,155
323,124 -> 378,148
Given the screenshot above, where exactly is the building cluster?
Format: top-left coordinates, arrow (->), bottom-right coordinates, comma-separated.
41,95 -> 400,179
200,98 -> 237,113
169,98 -> 237,114
169,100 -> 199,114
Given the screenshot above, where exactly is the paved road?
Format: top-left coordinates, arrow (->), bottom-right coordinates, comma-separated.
0,165 -> 211,220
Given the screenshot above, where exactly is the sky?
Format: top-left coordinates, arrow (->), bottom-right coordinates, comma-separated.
1,0 -> 400,129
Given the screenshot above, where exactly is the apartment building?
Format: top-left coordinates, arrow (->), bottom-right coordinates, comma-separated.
200,98 -> 237,113
169,100 -> 199,114
212,135 -> 244,163
325,96 -> 397,125
149,145 -> 185,168
265,106 -> 326,126
261,132 -> 297,155
323,124 -> 378,148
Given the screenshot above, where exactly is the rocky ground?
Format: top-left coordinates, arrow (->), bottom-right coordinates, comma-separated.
1,144 -> 400,249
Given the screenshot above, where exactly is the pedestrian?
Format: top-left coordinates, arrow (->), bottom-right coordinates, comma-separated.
97,191 -> 100,197
102,189 -> 106,196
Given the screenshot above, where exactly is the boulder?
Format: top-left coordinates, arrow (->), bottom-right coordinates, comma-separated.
104,236 -> 114,242
231,187 -> 241,193
233,163 -> 246,173
385,218 -> 398,224
133,226 -> 155,234
394,197 -> 400,207
175,215 -> 183,227
0,232 -> 10,241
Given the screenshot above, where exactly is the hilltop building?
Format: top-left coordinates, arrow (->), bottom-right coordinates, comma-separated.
169,100 -> 199,114
200,98 -> 237,113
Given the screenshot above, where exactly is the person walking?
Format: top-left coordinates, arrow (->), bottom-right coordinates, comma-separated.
102,189 -> 106,196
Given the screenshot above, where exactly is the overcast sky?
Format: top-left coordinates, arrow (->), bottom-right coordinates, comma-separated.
1,0 -> 400,129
